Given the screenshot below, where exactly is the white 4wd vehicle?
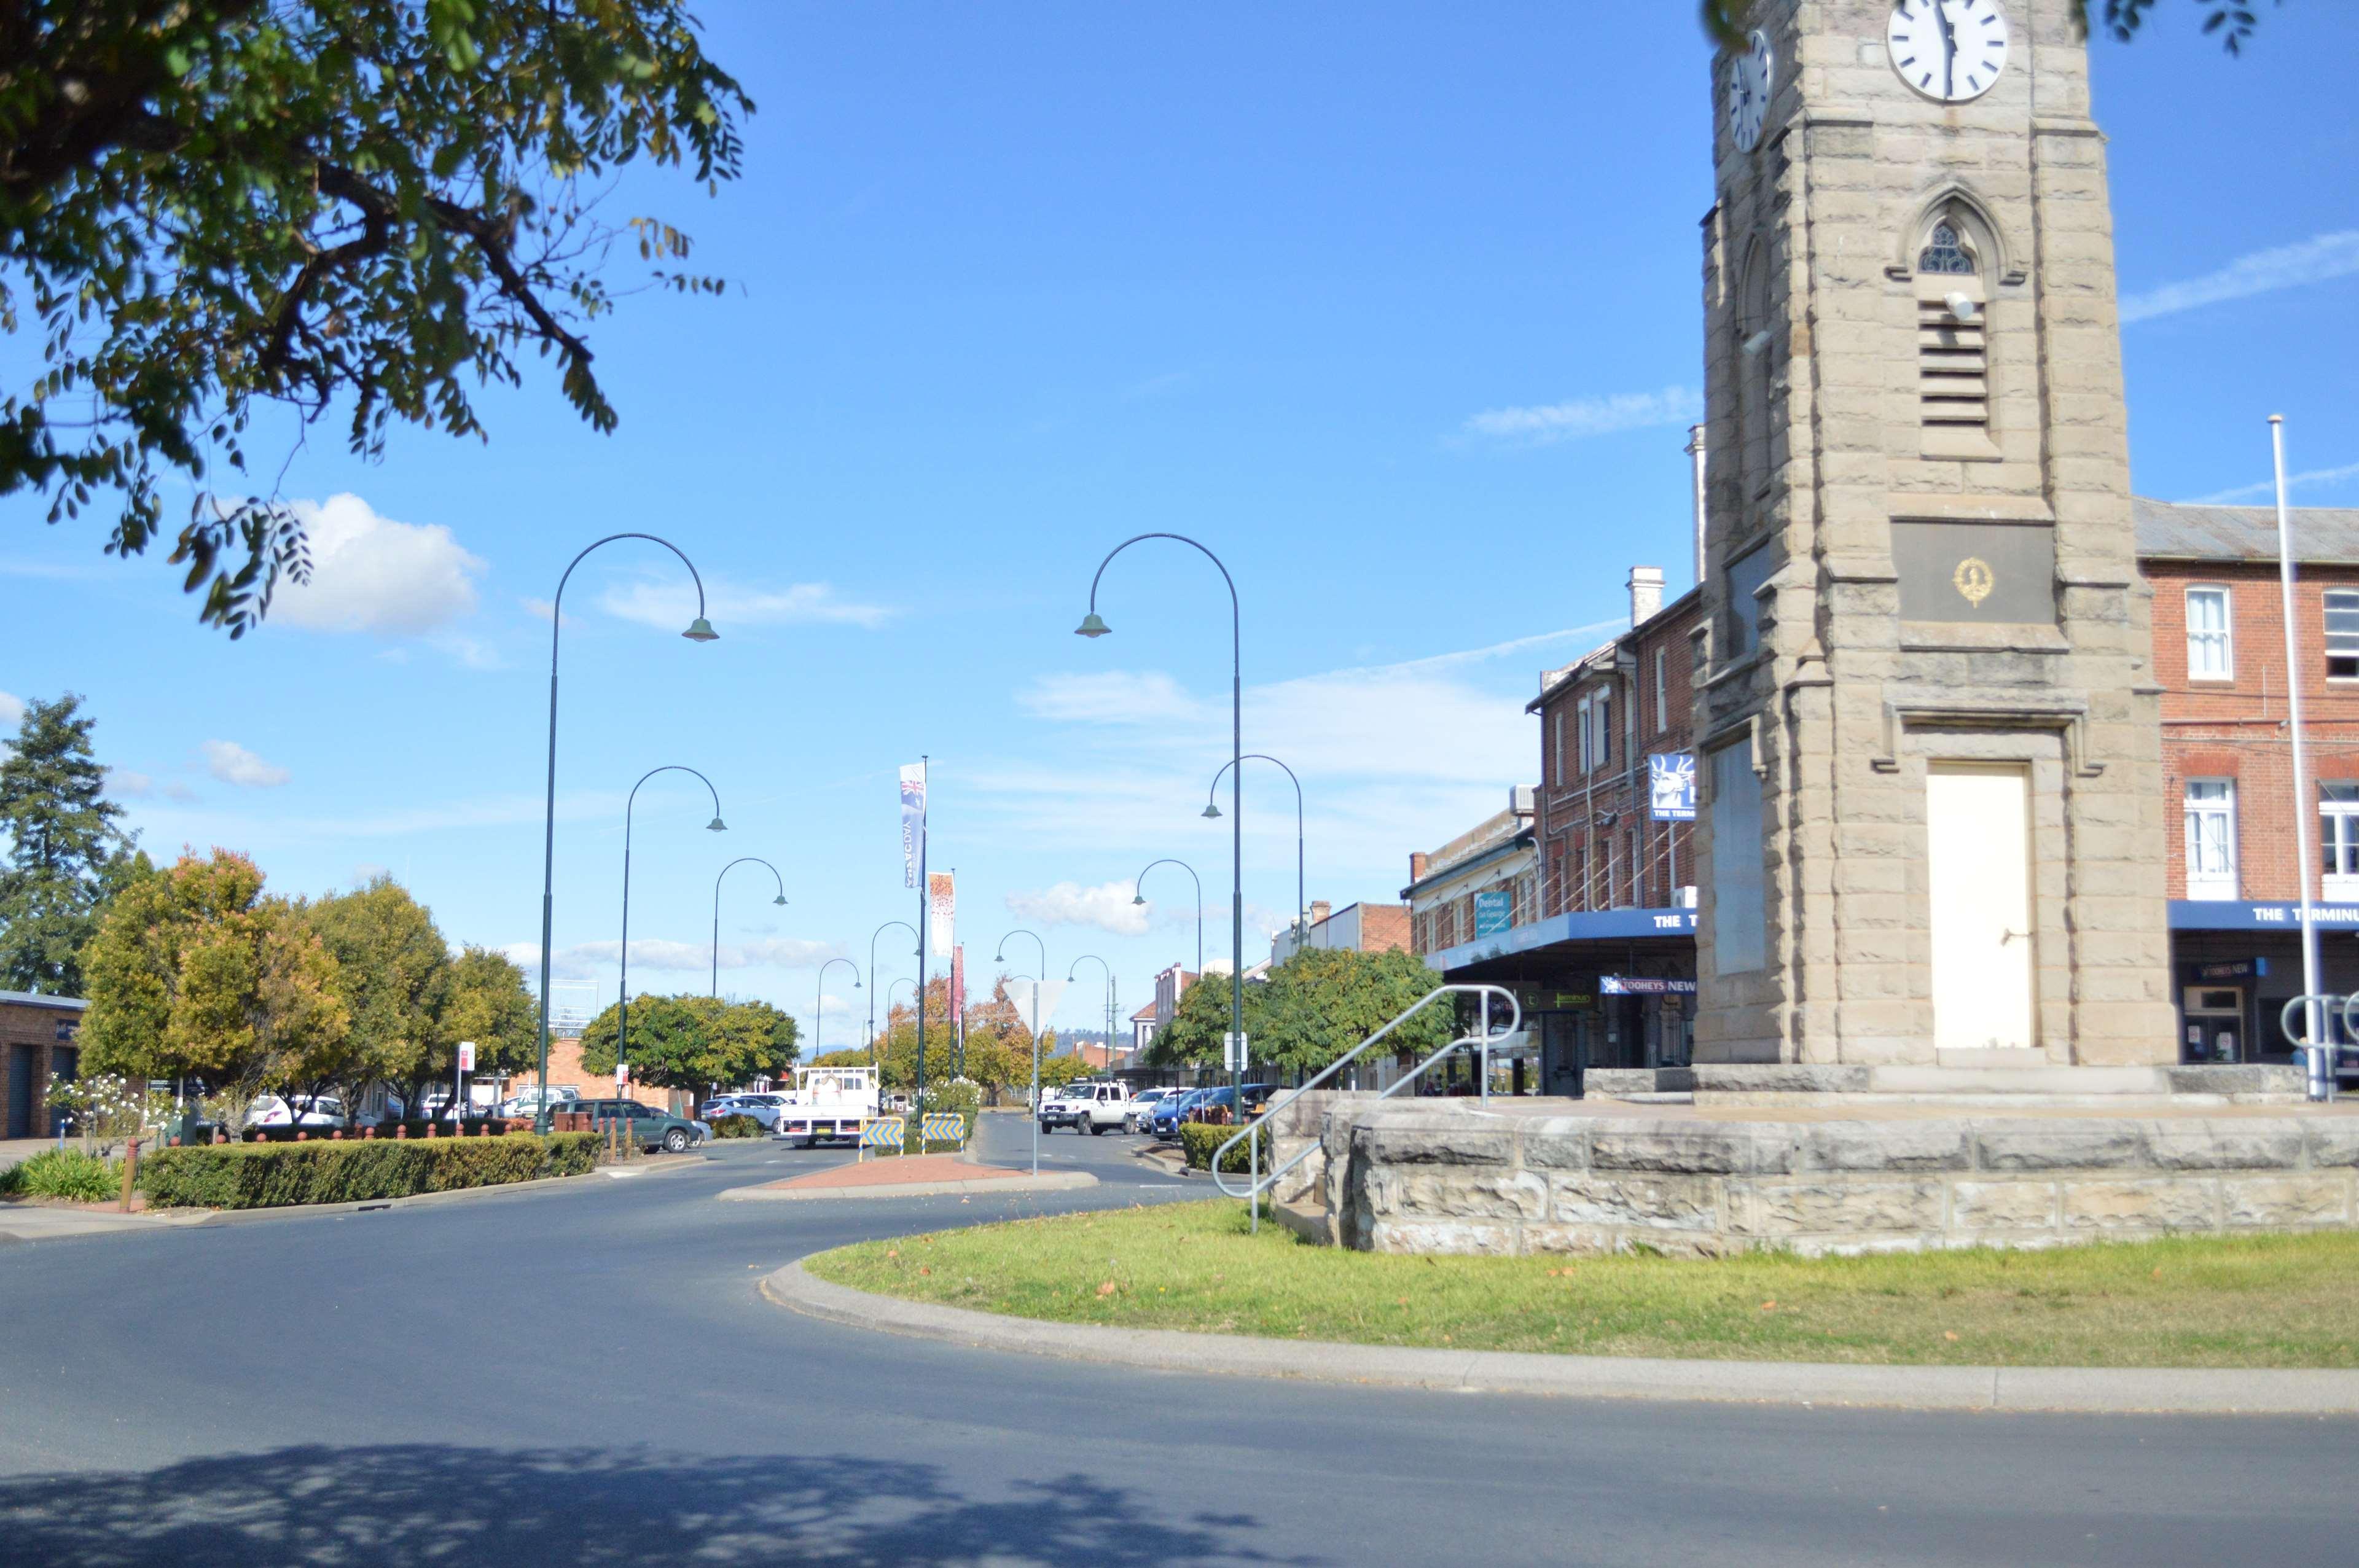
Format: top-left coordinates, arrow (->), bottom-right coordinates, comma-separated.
1039,1080 -> 1130,1134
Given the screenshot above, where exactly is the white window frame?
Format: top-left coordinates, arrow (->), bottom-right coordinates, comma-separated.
2181,778 -> 2237,900
2327,590 -> 2359,682
1575,695 -> 1594,774
1550,708 -> 1565,787
1654,647 -> 1670,733
2323,782 -> 2359,898
2184,585 -> 2233,682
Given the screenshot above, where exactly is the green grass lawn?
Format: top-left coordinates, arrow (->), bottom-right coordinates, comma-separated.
803,1199 -> 2359,1368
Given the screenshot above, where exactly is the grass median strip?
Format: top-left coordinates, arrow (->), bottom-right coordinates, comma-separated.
803,1199 -> 2359,1369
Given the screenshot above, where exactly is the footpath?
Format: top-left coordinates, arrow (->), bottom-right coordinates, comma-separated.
718,1152 -> 1094,1202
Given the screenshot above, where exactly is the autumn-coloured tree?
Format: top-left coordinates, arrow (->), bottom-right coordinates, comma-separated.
79,849 -> 349,1123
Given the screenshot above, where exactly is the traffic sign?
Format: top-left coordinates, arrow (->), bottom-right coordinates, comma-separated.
1224,1032 -> 1248,1071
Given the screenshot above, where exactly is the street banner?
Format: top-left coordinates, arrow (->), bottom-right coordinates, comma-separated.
899,763 -> 926,888
1003,977 -> 1069,1033
1649,752 -> 1697,822
929,870 -> 955,959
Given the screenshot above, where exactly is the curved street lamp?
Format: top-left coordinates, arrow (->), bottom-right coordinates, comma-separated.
1205,754 -> 1304,948
866,920 -> 921,1066
619,766 -> 726,1086
1079,532 -> 1243,1116
1066,952 -> 1114,1077
711,857 -> 788,997
1131,857 -> 1203,977
533,533 -> 718,1127
816,956 -> 860,1059
995,927 -> 1047,1174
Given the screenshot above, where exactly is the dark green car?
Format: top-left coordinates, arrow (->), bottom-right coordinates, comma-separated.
562,1098 -> 711,1154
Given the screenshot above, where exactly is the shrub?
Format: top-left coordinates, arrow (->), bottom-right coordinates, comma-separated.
710,1114 -> 764,1139
138,1132 -> 600,1210
1180,1119 -> 1266,1175
0,1148 -> 123,1202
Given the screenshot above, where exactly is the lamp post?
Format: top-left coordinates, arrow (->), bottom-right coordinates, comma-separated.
533,534 -> 718,1129
996,927 -> 1047,1174
619,766 -> 726,1098
1131,857 -> 1203,977
711,858 -> 787,997
866,920 -> 920,1065
1079,532 -> 1245,1122
816,957 -> 859,1059
1205,753 -> 1304,951
1067,953 -> 1113,1078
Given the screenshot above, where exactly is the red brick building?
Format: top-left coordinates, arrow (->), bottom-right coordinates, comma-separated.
2,991 -> 83,1140
2140,497 -> 2359,1063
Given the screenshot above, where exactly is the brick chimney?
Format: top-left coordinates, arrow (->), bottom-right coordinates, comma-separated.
1409,851 -> 1430,883
1309,900 -> 1332,927
1628,566 -> 1665,627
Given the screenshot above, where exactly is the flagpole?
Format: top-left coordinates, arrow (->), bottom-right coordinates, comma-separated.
2273,416 -> 2330,1101
916,755 -> 930,1121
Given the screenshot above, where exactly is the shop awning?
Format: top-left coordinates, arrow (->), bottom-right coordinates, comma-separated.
1426,907 -> 1697,973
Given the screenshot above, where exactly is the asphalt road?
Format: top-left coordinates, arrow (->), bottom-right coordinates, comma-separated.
0,1113 -> 2349,1567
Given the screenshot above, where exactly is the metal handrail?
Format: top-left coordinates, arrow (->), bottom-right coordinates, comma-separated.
2277,994 -> 2343,1102
1211,984 -> 1522,1212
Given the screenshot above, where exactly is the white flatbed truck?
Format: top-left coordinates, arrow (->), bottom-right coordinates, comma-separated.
773,1065 -> 880,1147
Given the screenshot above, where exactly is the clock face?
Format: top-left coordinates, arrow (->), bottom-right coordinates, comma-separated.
1726,29 -> 1772,152
1886,0 -> 2009,103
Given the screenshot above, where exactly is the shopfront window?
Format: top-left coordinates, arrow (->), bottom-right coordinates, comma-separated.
2322,781 -> 2359,897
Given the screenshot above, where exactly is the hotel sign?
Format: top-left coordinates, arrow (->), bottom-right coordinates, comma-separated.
2170,901 -> 2359,931
1649,753 -> 1697,822
1600,976 -> 1697,996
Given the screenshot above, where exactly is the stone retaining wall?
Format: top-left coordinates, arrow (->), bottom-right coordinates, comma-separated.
1318,1101 -> 2359,1257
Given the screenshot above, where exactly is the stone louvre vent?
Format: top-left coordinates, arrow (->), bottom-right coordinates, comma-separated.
1305,1100 -> 2359,1258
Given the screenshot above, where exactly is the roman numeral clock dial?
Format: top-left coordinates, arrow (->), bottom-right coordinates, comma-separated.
1887,0 -> 2009,103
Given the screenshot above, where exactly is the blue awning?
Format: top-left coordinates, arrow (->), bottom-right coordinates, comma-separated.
2171,900 -> 2359,932
1425,907 -> 1697,972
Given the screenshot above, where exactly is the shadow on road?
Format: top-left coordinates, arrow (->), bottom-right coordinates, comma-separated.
0,1443 -> 1313,1566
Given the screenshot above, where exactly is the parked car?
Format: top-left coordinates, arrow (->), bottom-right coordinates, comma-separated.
1183,1084 -> 1281,1128
496,1086 -> 579,1120
559,1098 -> 711,1153
702,1091 -> 789,1130
244,1094 -> 348,1130
1039,1080 -> 1129,1133
1148,1088 -> 1212,1139
1124,1086 -> 1180,1131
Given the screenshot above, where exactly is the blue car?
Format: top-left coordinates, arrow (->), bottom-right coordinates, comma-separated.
1149,1088 -> 1211,1139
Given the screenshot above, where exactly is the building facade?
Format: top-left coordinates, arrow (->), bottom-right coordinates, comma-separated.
1270,901 -> 1412,967
2142,498 -> 2359,1062
1,991 -> 84,1141
1691,0 -> 2172,1069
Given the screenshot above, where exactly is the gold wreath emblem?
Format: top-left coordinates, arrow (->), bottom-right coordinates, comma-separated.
1952,556 -> 1995,609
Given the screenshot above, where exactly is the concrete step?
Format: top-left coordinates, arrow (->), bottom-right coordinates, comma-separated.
1269,1195 -> 1334,1247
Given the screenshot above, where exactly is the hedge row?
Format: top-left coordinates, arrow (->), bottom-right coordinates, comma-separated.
1179,1119 -> 1266,1175
137,1132 -> 600,1211
710,1114 -> 765,1139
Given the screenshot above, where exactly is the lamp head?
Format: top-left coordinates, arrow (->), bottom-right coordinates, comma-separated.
706,817 -> 727,832
1074,611 -> 1112,638
772,894 -> 788,905
1132,893 -> 1146,906
1201,802 -> 1222,820
682,617 -> 720,643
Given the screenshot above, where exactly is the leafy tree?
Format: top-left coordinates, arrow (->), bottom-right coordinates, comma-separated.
810,1048 -> 871,1070
0,694 -> 135,993
2,2 -> 752,634
440,943 -> 539,1083
577,993 -> 798,1095
307,875 -> 450,1106
877,977 -> 957,1094
79,849 -> 349,1124
1149,970 -> 1270,1069
1258,948 -> 1456,1076
1700,1 -> 2277,52
1034,1047 -> 1091,1093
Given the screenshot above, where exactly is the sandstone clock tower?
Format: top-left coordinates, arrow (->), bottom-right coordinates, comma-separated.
1689,0 -> 2173,1069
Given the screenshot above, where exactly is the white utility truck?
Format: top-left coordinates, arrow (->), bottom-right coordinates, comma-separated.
1039,1079 -> 1132,1135
773,1065 -> 881,1147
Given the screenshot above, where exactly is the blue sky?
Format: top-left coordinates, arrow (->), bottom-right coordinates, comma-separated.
4,3 -> 2355,1053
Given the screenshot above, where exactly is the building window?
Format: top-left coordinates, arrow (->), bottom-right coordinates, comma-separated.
1917,220 -> 1975,275
2324,782 -> 2359,896
1654,647 -> 1670,733
1550,708 -> 1565,786
2185,587 -> 2232,681
2326,591 -> 2359,681
1595,690 -> 1612,770
2183,779 -> 2237,900
1724,543 -> 1773,660
1575,696 -> 1592,774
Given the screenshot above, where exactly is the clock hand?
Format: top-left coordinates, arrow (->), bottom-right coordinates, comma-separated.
1933,0 -> 1958,98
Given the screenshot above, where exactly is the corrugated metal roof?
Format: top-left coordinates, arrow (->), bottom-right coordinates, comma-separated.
2135,496 -> 2359,565
0,990 -> 88,1011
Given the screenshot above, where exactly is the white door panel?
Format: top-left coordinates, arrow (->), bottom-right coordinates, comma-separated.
1927,764 -> 2035,1051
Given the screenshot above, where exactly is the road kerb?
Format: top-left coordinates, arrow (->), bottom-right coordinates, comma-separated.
719,1171 -> 1096,1202
759,1260 -> 2359,1416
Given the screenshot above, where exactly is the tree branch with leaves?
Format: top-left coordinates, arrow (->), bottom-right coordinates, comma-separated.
0,1 -> 753,635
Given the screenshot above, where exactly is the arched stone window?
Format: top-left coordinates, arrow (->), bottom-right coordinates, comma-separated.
1912,201 -> 1997,457
1917,219 -> 1978,276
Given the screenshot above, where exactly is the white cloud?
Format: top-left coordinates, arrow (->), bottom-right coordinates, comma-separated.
2185,461 -> 2359,507
2121,230 -> 2359,325
270,493 -> 486,635
1004,881 -> 1156,937
201,739 -> 290,788
0,691 -> 22,729
1462,386 -> 1703,447
598,575 -> 894,633
110,768 -> 154,798
352,863 -> 393,884
1015,671 -> 1205,727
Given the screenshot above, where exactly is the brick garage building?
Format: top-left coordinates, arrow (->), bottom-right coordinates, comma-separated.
2141,497 -> 2359,1063
2,992 -> 84,1140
